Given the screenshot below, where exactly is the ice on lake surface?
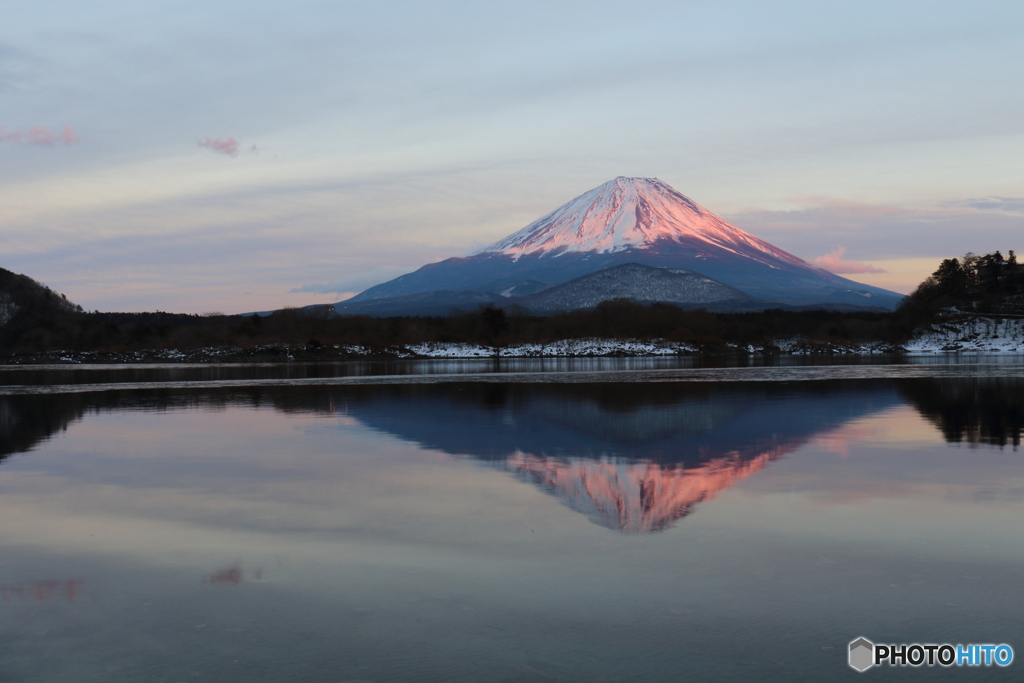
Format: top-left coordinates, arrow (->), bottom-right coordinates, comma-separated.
1,357 -> 1023,681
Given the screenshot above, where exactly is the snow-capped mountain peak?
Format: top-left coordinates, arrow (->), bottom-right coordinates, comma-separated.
344,176 -> 906,310
476,177 -> 807,269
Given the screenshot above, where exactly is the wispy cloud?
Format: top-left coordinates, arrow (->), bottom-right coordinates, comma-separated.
289,282 -> 351,295
812,247 -> 886,274
0,126 -> 80,146
726,199 -> 1024,264
199,137 -> 240,156
197,137 -> 259,157
963,197 -> 1024,213
290,266 -> 415,297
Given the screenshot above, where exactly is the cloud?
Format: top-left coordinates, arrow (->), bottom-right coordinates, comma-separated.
726,199 -> 1024,264
290,265 -> 416,296
811,247 -> 886,274
198,137 -> 240,156
0,126 -> 80,146
290,282 -> 350,294
963,197 -> 1024,213
197,138 -> 260,157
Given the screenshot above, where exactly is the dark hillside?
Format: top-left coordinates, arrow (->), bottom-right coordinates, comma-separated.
0,268 -> 81,319
0,268 -> 83,347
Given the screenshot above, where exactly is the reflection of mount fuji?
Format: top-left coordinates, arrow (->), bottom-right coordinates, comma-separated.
332,382 -> 902,532
504,448 -> 785,533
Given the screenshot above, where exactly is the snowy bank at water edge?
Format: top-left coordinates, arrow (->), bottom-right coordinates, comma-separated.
407,338 -> 900,358
904,316 -> 1024,352
407,339 -> 692,358
3,337 -> 907,364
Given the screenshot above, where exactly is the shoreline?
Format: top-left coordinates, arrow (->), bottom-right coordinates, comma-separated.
4,337 -> 1013,365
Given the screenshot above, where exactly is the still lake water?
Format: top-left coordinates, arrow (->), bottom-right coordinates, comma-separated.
1,357 -> 1023,682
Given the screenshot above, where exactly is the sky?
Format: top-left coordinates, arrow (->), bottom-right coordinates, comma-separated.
2,0 -> 1023,313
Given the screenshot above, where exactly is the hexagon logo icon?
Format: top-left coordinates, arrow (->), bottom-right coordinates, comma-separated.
849,637 -> 874,672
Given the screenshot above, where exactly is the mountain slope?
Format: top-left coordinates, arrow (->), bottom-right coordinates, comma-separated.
517,262 -> 755,312
331,263 -> 761,316
346,177 -> 903,310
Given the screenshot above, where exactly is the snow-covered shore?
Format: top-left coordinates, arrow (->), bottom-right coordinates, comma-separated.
1,337 -> 902,364
7,324 -> 1024,365
407,338 -> 902,358
407,339 -> 688,358
904,316 -> 1024,353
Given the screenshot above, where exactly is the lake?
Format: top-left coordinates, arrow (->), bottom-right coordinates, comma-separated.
1,357 -> 1022,681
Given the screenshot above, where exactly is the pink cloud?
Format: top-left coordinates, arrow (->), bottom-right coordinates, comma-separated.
0,125 -> 80,146
812,247 -> 886,274
199,137 -> 240,156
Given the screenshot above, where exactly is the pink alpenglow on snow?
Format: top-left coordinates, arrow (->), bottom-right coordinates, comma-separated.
199,137 -> 240,156
476,176 -> 808,269
811,247 -> 886,274
0,126 -> 80,146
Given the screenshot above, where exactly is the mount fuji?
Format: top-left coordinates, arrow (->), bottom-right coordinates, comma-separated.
339,177 -> 903,314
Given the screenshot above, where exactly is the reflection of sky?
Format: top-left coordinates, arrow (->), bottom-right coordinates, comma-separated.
3,1 -> 1024,312
1,390 -> 1021,555
5,390 -> 1024,679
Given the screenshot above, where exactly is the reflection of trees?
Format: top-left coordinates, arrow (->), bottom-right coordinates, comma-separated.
0,395 -> 88,461
0,389 -> 271,462
900,378 -> 1024,448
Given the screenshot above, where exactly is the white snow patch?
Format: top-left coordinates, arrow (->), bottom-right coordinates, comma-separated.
407,339 -> 695,358
904,316 -> 1024,353
473,177 -> 809,269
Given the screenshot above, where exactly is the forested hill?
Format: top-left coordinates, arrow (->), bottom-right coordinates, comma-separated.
0,268 -> 81,326
897,251 -> 1024,325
